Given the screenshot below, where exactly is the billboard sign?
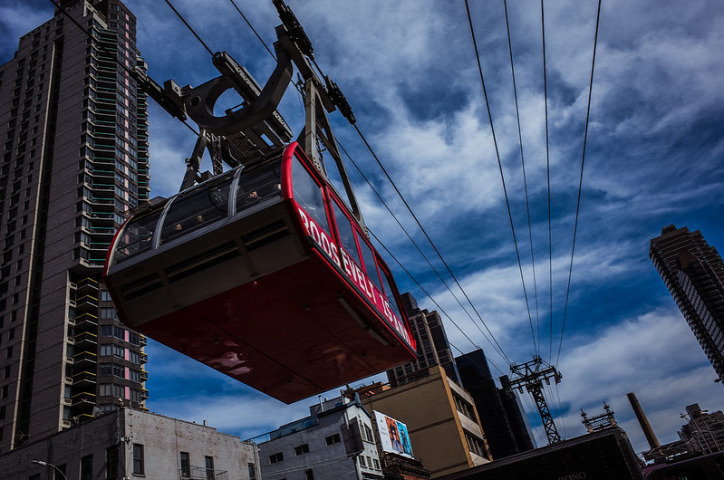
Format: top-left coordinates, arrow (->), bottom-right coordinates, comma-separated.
374,411 -> 413,458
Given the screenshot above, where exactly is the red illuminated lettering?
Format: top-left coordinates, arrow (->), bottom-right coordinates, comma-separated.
298,206 -> 413,348
329,243 -> 341,268
341,250 -> 353,276
383,300 -> 392,320
298,209 -> 310,233
298,207 -> 340,267
367,280 -> 377,304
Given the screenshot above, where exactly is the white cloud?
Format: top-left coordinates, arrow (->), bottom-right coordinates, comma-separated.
552,307 -> 722,453
4,0 -> 723,460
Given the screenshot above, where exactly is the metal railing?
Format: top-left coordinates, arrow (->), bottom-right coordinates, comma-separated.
179,466 -> 228,480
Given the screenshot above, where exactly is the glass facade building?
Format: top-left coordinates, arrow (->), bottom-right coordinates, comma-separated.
0,0 -> 148,451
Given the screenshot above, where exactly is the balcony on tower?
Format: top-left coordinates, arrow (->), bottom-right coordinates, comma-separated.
73,370 -> 97,387
75,312 -> 99,330
73,349 -> 98,367
74,330 -> 98,348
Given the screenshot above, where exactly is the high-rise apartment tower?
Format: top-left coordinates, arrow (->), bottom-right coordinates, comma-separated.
0,0 -> 149,451
650,225 -> 724,382
387,293 -> 460,387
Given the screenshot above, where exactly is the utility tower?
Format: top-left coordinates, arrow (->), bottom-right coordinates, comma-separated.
503,355 -> 562,444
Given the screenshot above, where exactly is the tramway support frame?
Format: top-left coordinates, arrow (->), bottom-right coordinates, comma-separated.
132,0 -> 366,229
505,355 -> 563,445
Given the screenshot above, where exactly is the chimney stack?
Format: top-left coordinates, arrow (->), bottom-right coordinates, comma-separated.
627,392 -> 660,449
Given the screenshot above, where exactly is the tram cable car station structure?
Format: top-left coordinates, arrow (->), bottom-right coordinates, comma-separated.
104,0 -> 416,403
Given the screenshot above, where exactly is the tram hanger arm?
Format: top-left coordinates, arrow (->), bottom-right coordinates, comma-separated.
130,66 -> 187,121
178,46 -> 294,138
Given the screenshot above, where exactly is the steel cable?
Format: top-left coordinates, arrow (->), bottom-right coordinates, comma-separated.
555,0 -> 602,367
464,0 -> 538,356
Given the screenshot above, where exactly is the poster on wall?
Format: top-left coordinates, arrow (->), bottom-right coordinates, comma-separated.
374,411 -> 413,458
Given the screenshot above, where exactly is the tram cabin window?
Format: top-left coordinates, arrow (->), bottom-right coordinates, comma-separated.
331,200 -> 362,267
159,175 -> 232,245
113,209 -> 161,264
379,267 -> 402,317
234,161 -> 282,214
357,236 -> 384,294
292,157 -> 330,234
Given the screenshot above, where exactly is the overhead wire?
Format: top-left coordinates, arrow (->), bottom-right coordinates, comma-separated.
351,123 -> 514,364
503,0 -> 542,353
163,0 -> 215,57
166,0 -> 512,368
223,0 -> 307,116
367,229 -> 499,369
222,0 -> 513,366
370,231 -> 505,377
541,0 -> 555,365
518,391 -> 546,446
555,0 -> 602,367
339,141 -> 512,367
156,0 -> 500,359
464,0 -> 538,357
48,0 -> 199,137
227,0 -> 276,60
227,0 -> 516,365
133,0 -> 542,381
551,380 -> 567,439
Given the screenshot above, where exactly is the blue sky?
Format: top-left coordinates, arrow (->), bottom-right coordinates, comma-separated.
3,0 -> 724,455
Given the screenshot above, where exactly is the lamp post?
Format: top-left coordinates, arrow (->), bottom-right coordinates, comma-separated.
31,460 -> 68,480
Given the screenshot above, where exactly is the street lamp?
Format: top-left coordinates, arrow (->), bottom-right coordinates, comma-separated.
31,460 -> 68,480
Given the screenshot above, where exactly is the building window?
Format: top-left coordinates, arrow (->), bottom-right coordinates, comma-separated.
465,432 -> 487,458
359,456 -> 366,467
362,424 -> 374,442
80,454 -> 93,480
106,446 -> 119,478
180,451 -> 190,477
100,344 -> 124,358
325,433 -> 341,446
54,464 -> 67,480
294,443 -> 309,455
304,469 -> 314,480
247,463 -> 256,480
132,444 -> 144,475
204,456 -> 214,480
269,452 -> 283,464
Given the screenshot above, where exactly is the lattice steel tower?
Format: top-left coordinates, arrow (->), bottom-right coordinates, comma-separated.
503,355 -> 562,444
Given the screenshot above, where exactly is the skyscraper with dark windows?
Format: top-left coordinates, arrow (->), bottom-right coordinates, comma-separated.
650,225 -> 724,382
456,349 -> 535,459
386,292 -> 461,387
0,0 -> 149,451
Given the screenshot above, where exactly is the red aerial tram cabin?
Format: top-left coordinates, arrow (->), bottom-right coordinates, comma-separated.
103,143 -> 417,403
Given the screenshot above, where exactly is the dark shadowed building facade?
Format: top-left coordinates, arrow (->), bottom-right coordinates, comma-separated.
456,349 -> 534,459
0,0 -> 149,451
